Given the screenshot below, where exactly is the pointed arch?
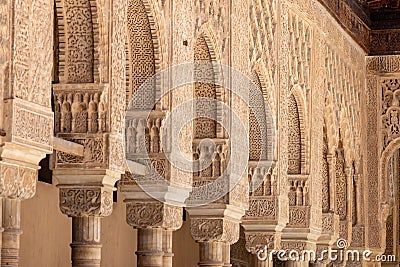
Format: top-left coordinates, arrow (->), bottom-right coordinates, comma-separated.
249,69 -> 276,162
287,86 -> 308,175
126,0 -> 166,108
194,25 -> 226,138
253,59 -> 277,124
324,92 -> 338,154
54,0 -> 99,83
193,34 -> 217,139
197,23 -> 223,63
340,108 -> 354,166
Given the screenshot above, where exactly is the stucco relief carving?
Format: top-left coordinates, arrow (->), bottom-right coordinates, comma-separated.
59,188 -> 113,217
381,79 -> 400,151
335,143 -> 348,221
126,0 -> 156,108
9,100 -> 53,152
53,85 -> 107,134
55,134 -> 108,168
245,197 -> 277,220
288,206 -> 310,228
0,163 -> 37,200
59,0 -> 95,83
12,0 -> 52,107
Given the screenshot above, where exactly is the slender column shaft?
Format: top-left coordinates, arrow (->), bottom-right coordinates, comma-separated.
286,261 -> 310,267
71,216 -> 102,267
1,198 -> 21,267
253,254 -> 269,267
199,241 -> 225,267
136,228 -> 164,267
222,243 -> 231,267
162,229 -> 173,267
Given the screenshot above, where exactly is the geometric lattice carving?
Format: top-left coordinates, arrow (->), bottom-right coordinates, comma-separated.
381,79 -> 400,151
322,126 -> 330,212
288,13 -> 311,89
127,0 -> 156,109
385,213 -> 394,255
287,94 -> 302,174
249,0 -> 277,75
63,0 -> 94,83
249,75 -> 268,161
194,35 -> 217,139
335,139 -> 347,221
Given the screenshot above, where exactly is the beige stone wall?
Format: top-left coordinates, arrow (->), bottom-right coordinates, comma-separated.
173,217 -> 199,267
20,182 -> 138,267
19,182 -> 200,267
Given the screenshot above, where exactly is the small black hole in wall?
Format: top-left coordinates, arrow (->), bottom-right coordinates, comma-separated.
183,208 -> 187,221
38,154 -> 52,184
183,40 -> 188,46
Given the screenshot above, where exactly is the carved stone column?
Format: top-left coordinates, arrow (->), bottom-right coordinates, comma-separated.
162,229 -> 174,267
56,183 -> 115,267
0,1 -> 53,266
124,200 -> 184,267
252,254 -> 269,267
1,199 -> 21,267
189,217 -> 241,267
0,151 -> 50,267
136,228 -> 163,267
222,243 -> 231,267
242,161 -> 284,267
71,216 -> 101,267
52,0 -> 126,265
121,109 -> 191,267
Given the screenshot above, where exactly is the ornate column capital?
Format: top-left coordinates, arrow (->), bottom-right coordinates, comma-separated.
125,201 -> 183,230
59,187 -> 113,217
244,232 -> 276,255
0,163 -> 37,200
190,218 -> 240,245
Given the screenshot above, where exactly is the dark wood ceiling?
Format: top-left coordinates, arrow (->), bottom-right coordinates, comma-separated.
317,0 -> 400,55
366,0 -> 400,9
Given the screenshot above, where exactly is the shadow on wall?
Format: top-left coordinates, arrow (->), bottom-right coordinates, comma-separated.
173,213 -> 199,267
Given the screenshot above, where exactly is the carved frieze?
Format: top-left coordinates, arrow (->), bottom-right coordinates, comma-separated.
367,56 -> 400,74
12,0 -> 53,107
245,197 -> 277,220
54,133 -> 108,169
3,98 -> 53,153
288,206 -> 310,228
